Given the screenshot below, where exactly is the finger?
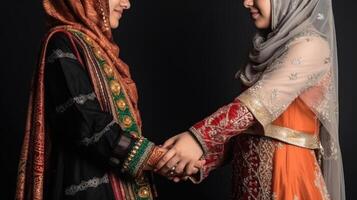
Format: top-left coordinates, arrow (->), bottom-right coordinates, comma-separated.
182,176 -> 189,181
192,167 -> 199,174
162,136 -> 177,148
173,177 -> 181,183
185,162 -> 197,175
165,155 -> 180,170
194,160 -> 206,168
184,160 -> 205,175
159,155 -> 180,175
174,159 -> 188,175
155,148 -> 176,171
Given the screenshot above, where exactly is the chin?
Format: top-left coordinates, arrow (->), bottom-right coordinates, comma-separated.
110,19 -> 120,29
254,19 -> 270,29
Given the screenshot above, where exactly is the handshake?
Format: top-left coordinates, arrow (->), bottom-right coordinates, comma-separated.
145,131 -> 205,182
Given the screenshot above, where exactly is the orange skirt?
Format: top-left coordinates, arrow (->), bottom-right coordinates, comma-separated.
232,98 -> 330,200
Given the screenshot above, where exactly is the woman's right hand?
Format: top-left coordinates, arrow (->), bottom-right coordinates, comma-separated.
144,146 -> 168,171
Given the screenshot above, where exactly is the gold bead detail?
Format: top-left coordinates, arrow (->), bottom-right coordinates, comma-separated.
95,50 -> 103,59
116,99 -> 126,110
110,80 -> 121,95
123,116 -> 132,128
103,64 -> 114,77
85,36 -> 94,46
138,187 -> 150,198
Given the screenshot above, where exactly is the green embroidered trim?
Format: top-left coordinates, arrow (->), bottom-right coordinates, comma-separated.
121,137 -> 154,178
127,139 -> 148,174
71,30 -> 140,137
69,29 -> 154,200
127,138 -> 154,177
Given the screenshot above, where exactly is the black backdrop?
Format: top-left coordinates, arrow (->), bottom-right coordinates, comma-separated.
0,0 -> 356,199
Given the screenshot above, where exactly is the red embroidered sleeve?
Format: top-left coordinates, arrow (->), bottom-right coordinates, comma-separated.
189,99 -> 255,182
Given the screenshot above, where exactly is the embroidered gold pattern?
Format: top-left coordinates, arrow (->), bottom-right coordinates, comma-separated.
103,63 -> 114,77
116,99 -> 126,111
313,152 -> 331,200
138,186 -> 150,198
110,80 -> 121,95
232,135 -> 277,200
123,116 -> 133,128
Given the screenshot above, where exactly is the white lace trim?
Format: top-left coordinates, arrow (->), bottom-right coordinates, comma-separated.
80,120 -> 116,146
56,92 -> 96,113
47,49 -> 77,63
64,174 -> 109,196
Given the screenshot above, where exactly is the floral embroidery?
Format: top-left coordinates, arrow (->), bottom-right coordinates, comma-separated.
232,135 -> 277,200
317,13 -> 325,20
190,99 -> 255,180
64,174 -> 109,196
313,155 -> 331,200
324,57 -> 331,64
47,49 -> 77,63
80,120 -> 116,146
291,57 -> 302,65
56,92 -> 96,113
289,72 -> 298,80
242,31 -> 329,124
272,193 -> 278,200
69,29 -> 153,200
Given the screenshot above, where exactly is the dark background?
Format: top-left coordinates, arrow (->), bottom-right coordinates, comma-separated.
0,0 -> 356,199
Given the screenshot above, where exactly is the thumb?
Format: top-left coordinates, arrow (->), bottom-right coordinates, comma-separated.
194,160 -> 206,168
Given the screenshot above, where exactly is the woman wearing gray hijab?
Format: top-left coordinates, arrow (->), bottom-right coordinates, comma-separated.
154,0 -> 345,199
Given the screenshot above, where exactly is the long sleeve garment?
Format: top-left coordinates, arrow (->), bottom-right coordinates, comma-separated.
44,33 -> 145,200
189,33 -> 331,200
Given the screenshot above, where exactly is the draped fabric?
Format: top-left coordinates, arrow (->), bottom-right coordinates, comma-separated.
43,0 -> 141,123
15,1 -> 154,199
237,1 -> 344,199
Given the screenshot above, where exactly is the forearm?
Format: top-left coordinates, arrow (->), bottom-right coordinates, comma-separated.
188,99 -> 255,182
190,99 -> 255,154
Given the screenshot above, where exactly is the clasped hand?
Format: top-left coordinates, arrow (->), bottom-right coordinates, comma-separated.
151,131 -> 205,182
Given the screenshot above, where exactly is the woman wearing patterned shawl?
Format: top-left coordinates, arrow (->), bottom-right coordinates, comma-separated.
15,0 -> 205,199
156,0 -> 345,199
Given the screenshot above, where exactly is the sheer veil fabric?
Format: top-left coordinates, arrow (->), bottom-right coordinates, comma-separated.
237,0 -> 345,199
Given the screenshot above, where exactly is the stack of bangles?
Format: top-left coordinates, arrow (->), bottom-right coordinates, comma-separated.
121,136 -> 155,178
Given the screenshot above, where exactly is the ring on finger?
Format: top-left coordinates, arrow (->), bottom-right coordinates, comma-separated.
168,165 -> 177,176
169,171 -> 175,176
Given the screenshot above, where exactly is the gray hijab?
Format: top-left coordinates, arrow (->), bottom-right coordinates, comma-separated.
239,0 -> 319,86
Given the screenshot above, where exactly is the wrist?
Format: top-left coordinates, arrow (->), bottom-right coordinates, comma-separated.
188,128 -> 208,156
121,136 -> 155,178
